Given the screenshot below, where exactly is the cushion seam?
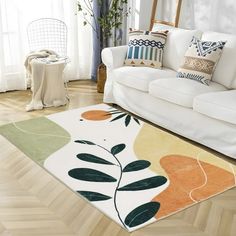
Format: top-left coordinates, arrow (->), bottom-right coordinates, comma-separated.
150,83 -> 220,96
149,86 -> 192,107
194,97 -> 236,112
116,80 -> 148,92
150,85 -> 192,98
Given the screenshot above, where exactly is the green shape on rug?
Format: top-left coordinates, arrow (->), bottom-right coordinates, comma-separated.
0,117 -> 71,164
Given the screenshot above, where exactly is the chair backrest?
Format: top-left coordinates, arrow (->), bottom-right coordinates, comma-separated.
27,18 -> 67,56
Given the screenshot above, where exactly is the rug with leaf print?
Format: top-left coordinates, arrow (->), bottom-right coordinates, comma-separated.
0,103 -> 236,232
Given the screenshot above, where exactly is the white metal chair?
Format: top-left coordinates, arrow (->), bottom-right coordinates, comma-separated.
27,18 -> 68,57
25,18 -> 69,111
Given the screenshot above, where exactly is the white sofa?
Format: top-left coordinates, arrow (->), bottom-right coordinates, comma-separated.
101,28 -> 236,159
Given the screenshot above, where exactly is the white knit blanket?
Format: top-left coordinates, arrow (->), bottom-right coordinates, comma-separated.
24,49 -> 67,111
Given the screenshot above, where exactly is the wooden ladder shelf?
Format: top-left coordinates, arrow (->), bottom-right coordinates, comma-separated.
149,0 -> 183,30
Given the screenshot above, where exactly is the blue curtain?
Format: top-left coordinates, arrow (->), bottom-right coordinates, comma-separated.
91,0 -> 128,81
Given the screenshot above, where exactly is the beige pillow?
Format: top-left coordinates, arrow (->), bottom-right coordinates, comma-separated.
177,36 -> 226,85
124,29 -> 168,69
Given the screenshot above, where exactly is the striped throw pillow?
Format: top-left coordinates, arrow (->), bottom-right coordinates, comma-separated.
124,29 -> 168,69
177,36 -> 226,85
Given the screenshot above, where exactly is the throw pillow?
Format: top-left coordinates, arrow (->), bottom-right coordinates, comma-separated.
124,29 -> 168,69
177,36 -> 226,85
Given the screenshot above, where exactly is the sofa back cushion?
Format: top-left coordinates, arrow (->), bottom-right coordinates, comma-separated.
201,31 -> 236,88
163,28 -> 202,71
114,66 -> 176,92
177,36 -> 226,85
232,78 -> 236,89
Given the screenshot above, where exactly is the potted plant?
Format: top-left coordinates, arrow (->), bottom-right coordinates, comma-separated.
77,0 -> 130,92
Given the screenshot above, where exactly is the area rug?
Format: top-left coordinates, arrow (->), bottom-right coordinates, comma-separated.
0,103 -> 235,232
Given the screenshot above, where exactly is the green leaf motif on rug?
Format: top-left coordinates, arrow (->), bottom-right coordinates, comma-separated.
77,191 -> 112,201
71,140 -> 166,229
68,168 -> 117,182
111,144 -> 126,155
124,202 -> 160,228
125,115 -> 131,127
118,176 -> 167,191
110,113 -> 127,122
75,140 -> 95,145
0,117 -> 71,164
133,117 -> 140,125
77,153 -> 115,165
108,109 -> 140,127
123,160 -> 151,172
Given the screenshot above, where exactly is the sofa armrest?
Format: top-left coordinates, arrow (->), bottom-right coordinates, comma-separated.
102,46 -> 127,69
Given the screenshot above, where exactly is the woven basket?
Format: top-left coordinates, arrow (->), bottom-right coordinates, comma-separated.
97,63 -> 107,93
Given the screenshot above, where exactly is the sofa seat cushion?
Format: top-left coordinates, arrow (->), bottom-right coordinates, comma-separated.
193,90 -> 236,125
114,66 -> 176,92
149,78 -> 226,108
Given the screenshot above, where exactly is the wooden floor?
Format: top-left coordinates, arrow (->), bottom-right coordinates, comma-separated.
0,80 -> 235,236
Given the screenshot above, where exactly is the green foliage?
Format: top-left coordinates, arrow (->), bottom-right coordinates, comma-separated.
77,0 -> 130,46
97,0 -> 129,39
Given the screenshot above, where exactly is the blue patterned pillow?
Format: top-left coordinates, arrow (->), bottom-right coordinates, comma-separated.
177,36 -> 226,85
124,29 -> 168,69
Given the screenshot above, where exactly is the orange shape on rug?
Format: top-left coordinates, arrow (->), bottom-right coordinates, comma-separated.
152,155 -> 235,219
81,110 -> 112,121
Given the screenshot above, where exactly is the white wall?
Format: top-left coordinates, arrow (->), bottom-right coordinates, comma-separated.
128,0 -> 153,29
133,0 -> 236,34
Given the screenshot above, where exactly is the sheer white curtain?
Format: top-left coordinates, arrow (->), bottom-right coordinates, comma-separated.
179,0 -> 236,34
150,0 -> 236,34
0,0 -> 92,92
